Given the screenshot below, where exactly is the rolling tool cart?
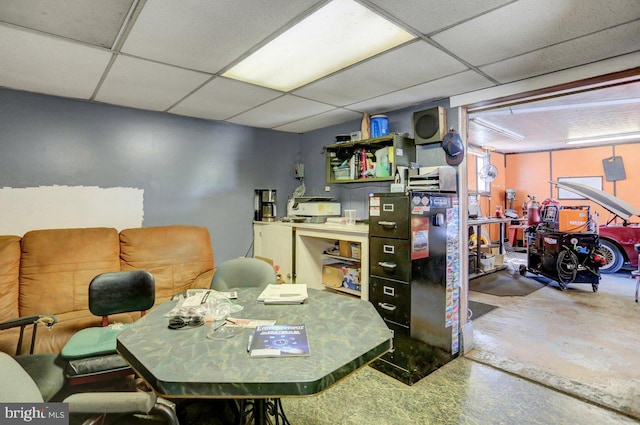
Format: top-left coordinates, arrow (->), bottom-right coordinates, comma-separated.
519,203 -> 606,291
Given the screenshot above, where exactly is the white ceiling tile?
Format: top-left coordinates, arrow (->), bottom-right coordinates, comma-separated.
228,95 -> 334,128
0,0 -> 134,47
432,0 -> 640,66
121,0 -> 321,73
170,77 -> 283,121
369,0 -> 512,34
294,41 -> 467,106
480,20 -> 640,84
274,108 -> 362,133
348,71 -> 495,114
0,26 -> 112,99
95,55 -> 210,111
1,1 -> 638,149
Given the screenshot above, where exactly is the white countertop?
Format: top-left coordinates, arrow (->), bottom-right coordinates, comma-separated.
468,217 -> 512,226
254,220 -> 369,234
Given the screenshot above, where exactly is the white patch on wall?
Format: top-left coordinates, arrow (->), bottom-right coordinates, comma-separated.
0,185 -> 144,235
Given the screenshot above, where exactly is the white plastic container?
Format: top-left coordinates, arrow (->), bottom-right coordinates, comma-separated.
480,255 -> 495,272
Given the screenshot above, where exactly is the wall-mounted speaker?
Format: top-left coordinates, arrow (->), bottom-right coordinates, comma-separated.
413,106 -> 446,145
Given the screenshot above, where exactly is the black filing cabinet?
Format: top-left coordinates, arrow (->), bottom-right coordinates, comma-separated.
368,192 -> 460,385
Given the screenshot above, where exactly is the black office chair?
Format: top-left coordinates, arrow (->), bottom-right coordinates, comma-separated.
61,270 -> 155,385
210,257 -> 276,291
0,351 -> 178,424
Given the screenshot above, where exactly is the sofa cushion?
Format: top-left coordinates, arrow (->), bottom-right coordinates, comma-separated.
119,225 -> 214,301
19,228 -> 121,317
0,236 -> 21,322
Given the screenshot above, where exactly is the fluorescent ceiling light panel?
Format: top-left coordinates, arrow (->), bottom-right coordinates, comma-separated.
222,0 -> 415,91
471,117 -> 525,141
565,132 -> 640,145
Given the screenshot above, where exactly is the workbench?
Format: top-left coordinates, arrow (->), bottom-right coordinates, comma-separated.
468,218 -> 511,278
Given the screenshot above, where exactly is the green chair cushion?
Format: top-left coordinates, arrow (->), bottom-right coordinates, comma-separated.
61,324 -> 131,359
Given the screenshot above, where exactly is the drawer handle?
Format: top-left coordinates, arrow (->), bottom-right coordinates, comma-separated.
378,261 -> 397,270
378,221 -> 397,228
378,302 -> 397,311
383,286 -> 395,296
378,303 -> 397,311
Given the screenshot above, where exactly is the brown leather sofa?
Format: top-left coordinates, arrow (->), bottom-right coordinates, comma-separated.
0,225 -> 214,355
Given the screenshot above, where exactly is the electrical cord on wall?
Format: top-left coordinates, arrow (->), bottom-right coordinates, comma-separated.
245,240 -> 254,258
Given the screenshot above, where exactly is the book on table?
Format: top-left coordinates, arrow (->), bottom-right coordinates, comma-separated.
257,284 -> 308,304
249,324 -> 310,357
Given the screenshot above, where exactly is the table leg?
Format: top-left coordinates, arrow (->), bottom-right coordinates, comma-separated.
242,398 -> 290,425
476,224 -> 481,272
254,399 -> 266,425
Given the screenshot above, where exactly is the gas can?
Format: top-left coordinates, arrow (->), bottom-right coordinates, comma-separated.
527,195 -> 541,226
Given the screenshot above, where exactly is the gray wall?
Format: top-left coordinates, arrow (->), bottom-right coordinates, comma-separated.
0,88 -> 459,260
0,88 -> 301,263
298,99 -> 457,218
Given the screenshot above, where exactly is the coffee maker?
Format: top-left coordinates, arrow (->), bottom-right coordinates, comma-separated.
254,189 -> 277,222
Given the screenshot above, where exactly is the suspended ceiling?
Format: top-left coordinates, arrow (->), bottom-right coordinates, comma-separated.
0,0 -> 639,153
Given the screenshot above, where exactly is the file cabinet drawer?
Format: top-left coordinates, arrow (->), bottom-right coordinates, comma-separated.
369,194 -> 409,239
370,237 -> 411,281
370,277 -> 410,326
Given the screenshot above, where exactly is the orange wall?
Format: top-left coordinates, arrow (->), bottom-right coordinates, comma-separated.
612,143 -> 640,215
504,151 -> 551,214
504,143 -> 640,224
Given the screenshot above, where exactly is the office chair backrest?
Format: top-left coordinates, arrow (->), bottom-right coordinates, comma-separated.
0,352 -> 43,402
89,270 -> 155,324
210,257 -> 276,291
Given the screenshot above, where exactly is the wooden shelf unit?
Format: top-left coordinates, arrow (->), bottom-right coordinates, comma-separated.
324,134 -> 415,184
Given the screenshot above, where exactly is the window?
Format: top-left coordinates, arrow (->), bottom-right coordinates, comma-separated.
476,152 -> 491,194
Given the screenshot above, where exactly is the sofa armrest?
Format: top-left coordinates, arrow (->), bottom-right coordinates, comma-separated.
0,315 -> 57,355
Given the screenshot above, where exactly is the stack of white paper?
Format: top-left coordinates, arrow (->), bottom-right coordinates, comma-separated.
257,284 -> 308,304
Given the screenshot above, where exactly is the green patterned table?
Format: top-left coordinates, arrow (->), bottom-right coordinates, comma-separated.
117,287 -> 392,423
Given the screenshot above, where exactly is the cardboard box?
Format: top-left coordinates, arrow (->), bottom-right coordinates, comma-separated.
480,244 -> 498,254
322,263 -> 346,287
339,240 -> 352,258
350,243 -> 361,259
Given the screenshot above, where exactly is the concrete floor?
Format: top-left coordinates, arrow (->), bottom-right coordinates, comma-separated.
467,253 -> 640,419
279,254 -> 639,424
70,253 -> 640,424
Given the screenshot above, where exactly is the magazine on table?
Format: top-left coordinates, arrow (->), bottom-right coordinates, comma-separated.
248,324 -> 310,357
256,284 -> 308,304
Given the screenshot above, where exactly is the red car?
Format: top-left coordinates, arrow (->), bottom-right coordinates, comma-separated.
553,181 -> 640,274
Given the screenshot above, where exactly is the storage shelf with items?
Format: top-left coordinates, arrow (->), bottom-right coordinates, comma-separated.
321,240 -> 362,297
324,134 -> 415,184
